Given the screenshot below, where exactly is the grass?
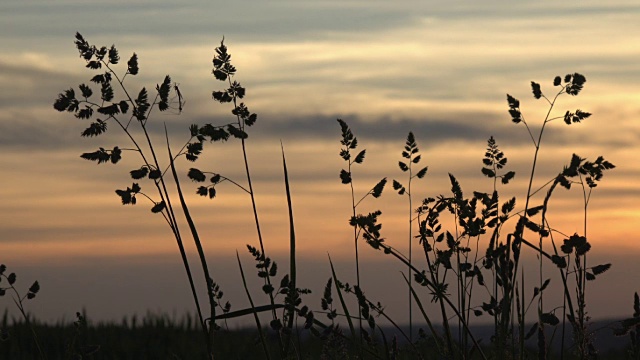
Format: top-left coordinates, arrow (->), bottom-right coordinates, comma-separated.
0,311 -> 637,359
1,33 -> 637,359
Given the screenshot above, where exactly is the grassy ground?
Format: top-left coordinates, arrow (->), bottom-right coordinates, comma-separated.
0,312 -> 634,359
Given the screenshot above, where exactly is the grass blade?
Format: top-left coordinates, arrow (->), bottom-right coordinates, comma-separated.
281,143 -> 297,356
378,327 -> 391,360
236,251 -> 271,360
164,125 -> 213,356
329,255 -> 358,349
215,304 -> 286,320
370,300 -> 424,360
401,272 -> 443,355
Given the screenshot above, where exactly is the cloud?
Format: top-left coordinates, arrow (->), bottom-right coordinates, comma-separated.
2,0 -> 638,156
1,0 -> 415,43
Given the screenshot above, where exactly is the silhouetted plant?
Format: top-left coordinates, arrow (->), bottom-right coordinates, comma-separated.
614,292 -> 640,360
65,311 -> 101,359
338,73 -> 614,360
337,118 -> 387,348
54,33 -> 218,358
50,33 -> 627,360
392,132 -> 428,341
0,264 -> 44,358
507,75 -> 612,359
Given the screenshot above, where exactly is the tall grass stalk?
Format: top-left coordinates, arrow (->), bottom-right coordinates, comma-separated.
52,33 -> 222,357
209,40 -> 289,355
392,132 -> 428,343
507,83 -> 565,359
337,119 -> 387,349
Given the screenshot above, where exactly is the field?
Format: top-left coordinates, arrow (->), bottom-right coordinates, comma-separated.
0,312 -> 635,359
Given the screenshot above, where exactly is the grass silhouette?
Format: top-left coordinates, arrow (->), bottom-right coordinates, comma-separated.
1,33 -> 631,359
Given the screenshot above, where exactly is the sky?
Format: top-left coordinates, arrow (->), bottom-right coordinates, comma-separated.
1,0 -> 640,328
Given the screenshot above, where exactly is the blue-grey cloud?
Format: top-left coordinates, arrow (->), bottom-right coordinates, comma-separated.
5,1 -> 638,48
1,1 -> 414,42
2,104 -> 633,157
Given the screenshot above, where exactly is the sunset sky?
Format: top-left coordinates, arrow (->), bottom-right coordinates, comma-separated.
2,1 -> 640,326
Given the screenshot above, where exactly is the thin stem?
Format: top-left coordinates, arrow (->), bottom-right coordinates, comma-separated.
236,252 -> 271,360
401,272 -> 444,354
166,127 -> 216,359
7,284 -> 45,360
348,159 -> 364,347
227,74 -> 284,355
508,86 -> 566,345
381,241 -> 487,360
420,227 -> 455,357
407,156 -> 414,344
361,296 -> 424,360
